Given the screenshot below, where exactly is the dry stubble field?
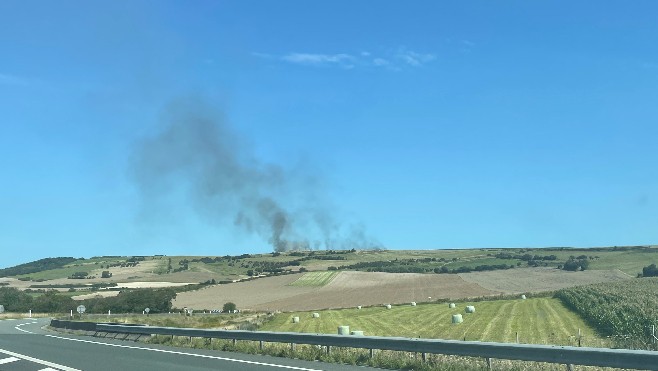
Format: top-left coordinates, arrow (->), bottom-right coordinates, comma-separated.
459,268 -> 631,293
174,271 -> 496,311
173,268 -> 634,312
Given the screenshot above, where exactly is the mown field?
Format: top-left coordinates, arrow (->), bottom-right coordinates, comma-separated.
557,277 -> 658,349
259,297 -> 606,347
287,271 -> 338,287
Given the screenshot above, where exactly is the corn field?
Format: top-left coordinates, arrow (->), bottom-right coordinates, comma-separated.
556,277 -> 658,350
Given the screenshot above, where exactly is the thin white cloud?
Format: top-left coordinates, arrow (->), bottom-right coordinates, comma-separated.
372,58 -> 390,67
253,48 -> 436,70
281,53 -> 354,67
396,50 -> 436,67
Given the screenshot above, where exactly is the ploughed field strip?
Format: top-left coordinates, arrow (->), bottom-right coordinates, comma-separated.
259,297 -> 606,347
287,271 -> 338,287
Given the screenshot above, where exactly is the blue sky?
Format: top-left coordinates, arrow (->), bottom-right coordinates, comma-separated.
1,1 -> 657,268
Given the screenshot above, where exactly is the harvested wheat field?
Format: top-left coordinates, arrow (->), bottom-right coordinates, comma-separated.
459,267 -> 631,293
174,271 -> 496,312
173,274 -> 318,311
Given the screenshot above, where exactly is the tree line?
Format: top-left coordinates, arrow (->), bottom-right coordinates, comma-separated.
0,287 -> 176,314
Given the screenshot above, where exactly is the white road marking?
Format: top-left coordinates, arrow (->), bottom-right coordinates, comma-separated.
14,323 -> 35,334
0,348 -> 80,371
0,356 -> 20,364
44,334 -> 321,371
39,368 -> 60,371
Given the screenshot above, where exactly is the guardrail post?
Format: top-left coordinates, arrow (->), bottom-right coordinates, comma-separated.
232,339 -> 237,347
486,357 -> 492,370
291,342 -> 296,351
369,348 -> 375,358
566,364 -> 574,371
326,346 -> 331,355
259,341 -> 264,350
422,352 -> 427,362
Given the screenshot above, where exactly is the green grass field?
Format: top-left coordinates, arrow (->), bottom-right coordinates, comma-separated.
14,257 -> 126,280
259,297 -> 607,347
287,271 -> 338,287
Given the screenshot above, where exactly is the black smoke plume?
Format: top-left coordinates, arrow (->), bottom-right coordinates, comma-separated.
130,99 -> 381,252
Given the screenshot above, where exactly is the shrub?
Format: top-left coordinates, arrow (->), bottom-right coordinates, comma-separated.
223,302 -> 237,312
642,263 -> 658,277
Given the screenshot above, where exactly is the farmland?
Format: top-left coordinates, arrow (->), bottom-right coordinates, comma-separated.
556,277 -> 658,349
173,271 -> 496,311
2,246 -> 656,293
259,297 -> 606,347
288,271 -> 338,287
459,267 -> 630,293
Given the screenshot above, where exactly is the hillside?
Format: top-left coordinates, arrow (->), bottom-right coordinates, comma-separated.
1,245 -> 656,313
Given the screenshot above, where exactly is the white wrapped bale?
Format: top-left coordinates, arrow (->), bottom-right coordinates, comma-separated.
452,314 -> 463,324
449,303 -> 456,308
292,316 -> 300,323
338,326 -> 350,335
385,304 -> 392,309
465,305 -> 475,313
521,294 -> 527,300
350,330 -> 364,336
312,312 -> 320,318
411,302 -> 416,306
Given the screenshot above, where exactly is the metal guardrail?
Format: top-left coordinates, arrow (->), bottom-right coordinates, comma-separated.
53,321 -> 658,370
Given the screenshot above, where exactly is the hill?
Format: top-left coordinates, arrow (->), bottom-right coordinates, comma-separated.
1,245 -> 656,313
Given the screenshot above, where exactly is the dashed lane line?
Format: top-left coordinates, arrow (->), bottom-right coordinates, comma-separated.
14,322 -> 36,334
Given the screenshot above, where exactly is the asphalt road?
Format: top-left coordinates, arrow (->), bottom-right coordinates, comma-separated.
0,318 -> 373,371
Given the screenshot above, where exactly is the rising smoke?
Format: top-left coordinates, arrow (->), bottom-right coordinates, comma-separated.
130,98 -> 382,252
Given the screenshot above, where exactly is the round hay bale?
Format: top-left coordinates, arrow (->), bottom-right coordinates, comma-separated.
337,326 -> 350,335
452,314 -> 463,324
411,302 -> 416,306
521,294 -> 527,300
357,305 -> 362,310
350,330 -> 364,336
449,303 -> 456,309
385,304 -> 392,309
292,316 -> 300,323
465,305 -> 475,313
312,312 -> 320,318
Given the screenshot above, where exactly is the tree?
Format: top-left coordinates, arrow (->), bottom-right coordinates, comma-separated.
101,271 -> 112,278
69,272 -> 88,279
223,302 -> 237,312
642,263 -> 658,277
